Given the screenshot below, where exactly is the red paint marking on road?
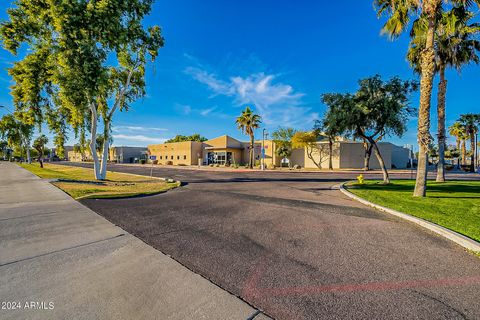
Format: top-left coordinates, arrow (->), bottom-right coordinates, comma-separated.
242,254 -> 271,301
257,275 -> 480,297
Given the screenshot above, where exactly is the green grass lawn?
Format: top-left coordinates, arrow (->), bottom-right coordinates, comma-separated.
346,180 -> 480,242
20,163 -> 180,199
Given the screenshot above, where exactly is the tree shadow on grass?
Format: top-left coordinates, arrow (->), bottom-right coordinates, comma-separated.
354,181 -> 480,196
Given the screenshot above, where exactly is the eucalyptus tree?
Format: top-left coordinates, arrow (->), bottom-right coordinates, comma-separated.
1,0 -> 164,180
165,134 -> 208,143
322,76 -> 418,184
33,134 -> 48,168
0,114 -> 33,163
459,113 -> 480,172
374,0 -> 480,195
408,6 -> 480,182
235,107 -> 262,168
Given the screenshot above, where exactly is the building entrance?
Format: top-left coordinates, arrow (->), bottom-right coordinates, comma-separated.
207,151 -> 233,165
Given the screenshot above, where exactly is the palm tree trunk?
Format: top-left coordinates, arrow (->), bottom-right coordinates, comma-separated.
38,149 -> 44,168
249,134 -> 254,169
461,140 -> 466,166
436,67 -> 447,182
414,8 -> 437,197
470,133 -> 475,172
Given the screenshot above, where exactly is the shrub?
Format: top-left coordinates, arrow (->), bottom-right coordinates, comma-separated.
215,164 -> 220,167
152,160 -> 158,165
293,164 -> 301,169
166,161 -> 173,165
140,159 -> 146,165
209,163 -> 214,167
268,163 -> 276,170
178,163 -> 187,166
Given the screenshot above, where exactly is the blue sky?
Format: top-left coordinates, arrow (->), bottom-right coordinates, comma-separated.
0,0 -> 479,149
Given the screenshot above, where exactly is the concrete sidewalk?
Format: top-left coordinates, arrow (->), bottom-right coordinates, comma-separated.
0,162 -> 268,320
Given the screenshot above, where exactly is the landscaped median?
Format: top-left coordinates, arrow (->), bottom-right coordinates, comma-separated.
342,179 -> 480,252
19,163 -> 180,199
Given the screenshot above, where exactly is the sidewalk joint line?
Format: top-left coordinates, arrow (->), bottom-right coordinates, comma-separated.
0,211 -> 59,222
0,233 -> 126,268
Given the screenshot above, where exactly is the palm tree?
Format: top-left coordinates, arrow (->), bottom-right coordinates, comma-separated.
408,7 -> 480,182
449,121 -> 468,167
374,0 -> 480,196
459,113 -> 480,172
236,107 -> 262,169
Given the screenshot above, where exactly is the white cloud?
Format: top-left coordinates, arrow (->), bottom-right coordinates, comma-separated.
112,125 -> 168,132
185,66 -> 314,127
200,107 -> 217,116
112,134 -> 167,144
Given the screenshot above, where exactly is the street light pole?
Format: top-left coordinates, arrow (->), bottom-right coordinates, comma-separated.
261,128 -> 265,170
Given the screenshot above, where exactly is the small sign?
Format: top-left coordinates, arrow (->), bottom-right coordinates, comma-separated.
261,148 -> 265,158
149,155 -> 157,160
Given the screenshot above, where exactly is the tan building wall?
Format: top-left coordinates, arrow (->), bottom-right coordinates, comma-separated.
203,135 -> 244,165
289,142 -> 340,169
148,141 -> 203,165
67,151 -> 84,162
147,135 -> 409,169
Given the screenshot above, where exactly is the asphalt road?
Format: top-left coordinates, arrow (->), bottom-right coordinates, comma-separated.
71,163 -> 480,320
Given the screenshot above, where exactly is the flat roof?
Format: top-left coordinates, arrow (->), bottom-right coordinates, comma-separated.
204,146 -> 244,150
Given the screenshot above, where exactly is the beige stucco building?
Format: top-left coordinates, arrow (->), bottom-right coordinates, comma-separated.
148,135 -> 410,169
147,135 -> 278,166
67,146 -> 147,163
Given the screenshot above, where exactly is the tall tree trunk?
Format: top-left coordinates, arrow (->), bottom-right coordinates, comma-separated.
436,67 -> 447,182
89,103 -> 102,180
414,8 -> 437,197
363,142 -> 373,171
461,140 -> 466,166
25,142 -> 31,164
470,133 -> 475,172
328,138 -> 333,170
249,134 -> 254,169
99,119 -> 111,179
368,138 -> 390,184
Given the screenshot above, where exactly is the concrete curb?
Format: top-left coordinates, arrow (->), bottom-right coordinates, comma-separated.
339,182 -> 480,253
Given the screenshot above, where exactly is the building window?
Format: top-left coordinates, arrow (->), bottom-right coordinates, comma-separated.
184,155 -> 187,160
171,155 -> 173,160
177,155 -> 180,160
159,156 -> 162,160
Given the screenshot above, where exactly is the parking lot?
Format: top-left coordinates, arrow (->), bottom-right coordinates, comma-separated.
76,163 -> 480,320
